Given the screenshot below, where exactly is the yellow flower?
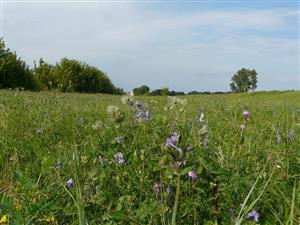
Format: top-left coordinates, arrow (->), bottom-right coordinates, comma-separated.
46,216 -> 55,223
0,215 -> 8,224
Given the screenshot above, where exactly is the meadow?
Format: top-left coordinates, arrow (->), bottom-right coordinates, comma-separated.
0,90 -> 299,225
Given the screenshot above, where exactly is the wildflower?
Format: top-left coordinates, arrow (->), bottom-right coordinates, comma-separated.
136,110 -> 145,119
35,128 -> 44,135
240,124 -> 246,132
136,101 -> 143,110
115,136 -> 124,144
115,152 -> 125,165
107,106 -> 125,123
286,130 -> 296,139
175,160 -> 186,168
229,208 -> 235,217
166,132 -> 180,146
166,132 -> 182,154
188,171 -> 198,181
166,185 -> 172,193
145,110 -> 151,120
152,182 -> 162,194
46,216 -> 55,222
245,209 -> 260,222
0,215 -> 7,224
198,112 -> 205,123
65,178 -> 74,187
242,111 -> 250,119
56,160 -> 63,169
92,121 -> 103,130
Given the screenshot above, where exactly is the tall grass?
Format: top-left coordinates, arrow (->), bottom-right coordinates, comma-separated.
0,90 -> 299,224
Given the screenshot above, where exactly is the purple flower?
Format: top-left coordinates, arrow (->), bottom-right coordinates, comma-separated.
245,209 -> 260,222
229,208 -> 235,217
35,128 -> 44,135
152,182 -> 162,194
115,152 -> 125,165
56,160 -> 63,169
286,130 -> 296,139
242,111 -> 250,119
136,101 -> 143,110
166,132 -> 180,146
65,178 -> 74,187
188,171 -> 198,181
136,110 -> 145,119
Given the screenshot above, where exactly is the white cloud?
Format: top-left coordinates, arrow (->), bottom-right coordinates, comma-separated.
2,2 -> 299,91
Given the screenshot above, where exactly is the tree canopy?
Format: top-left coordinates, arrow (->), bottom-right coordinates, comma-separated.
230,68 -> 258,92
0,38 -> 36,90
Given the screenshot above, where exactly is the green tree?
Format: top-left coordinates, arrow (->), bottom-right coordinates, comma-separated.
0,38 -> 36,90
32,58 -> 55,90
49,58 -> 117,93
133,85 -> 150,96
230,68 -> 257,92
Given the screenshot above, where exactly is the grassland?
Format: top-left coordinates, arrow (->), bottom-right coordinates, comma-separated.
0,90 -> 299,225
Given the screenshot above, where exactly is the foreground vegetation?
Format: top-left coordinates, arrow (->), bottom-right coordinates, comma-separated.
0,90 -> 299,225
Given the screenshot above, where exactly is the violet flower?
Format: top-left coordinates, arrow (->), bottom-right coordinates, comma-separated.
152,182 -> 162,194
115,152 -> 125,165
136,101 -> 143,110
245,209 -> 260,222
166,132 -> 182,154
188,171 -> 198,181
242,111 -> 250,119
286,130 -> 296,139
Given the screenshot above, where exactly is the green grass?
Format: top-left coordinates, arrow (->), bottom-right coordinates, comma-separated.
0,90 -> 299,225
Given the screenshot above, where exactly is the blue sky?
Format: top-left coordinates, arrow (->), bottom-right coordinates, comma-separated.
1,0 -> 299,92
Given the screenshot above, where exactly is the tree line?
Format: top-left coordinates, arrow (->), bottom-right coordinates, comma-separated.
0,38 -> 124,94
0,38 -> 258,95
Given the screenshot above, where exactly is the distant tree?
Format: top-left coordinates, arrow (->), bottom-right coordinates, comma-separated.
150,89 -> 161,96
132,85 -> 150,96
0,38 -> 36,90
230,68 -> 257,92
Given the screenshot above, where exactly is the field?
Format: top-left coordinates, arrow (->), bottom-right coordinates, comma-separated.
0,90 -> 299,225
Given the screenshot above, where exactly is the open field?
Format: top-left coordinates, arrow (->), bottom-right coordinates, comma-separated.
0,90 -> 299,225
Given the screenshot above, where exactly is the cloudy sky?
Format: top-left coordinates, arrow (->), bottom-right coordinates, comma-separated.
1,0 -> 299,92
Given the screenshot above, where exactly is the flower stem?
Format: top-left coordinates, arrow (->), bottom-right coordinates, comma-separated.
171,173 -> 181,225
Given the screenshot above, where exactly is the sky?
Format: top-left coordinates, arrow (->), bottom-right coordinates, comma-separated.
1,0 -> 299,92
